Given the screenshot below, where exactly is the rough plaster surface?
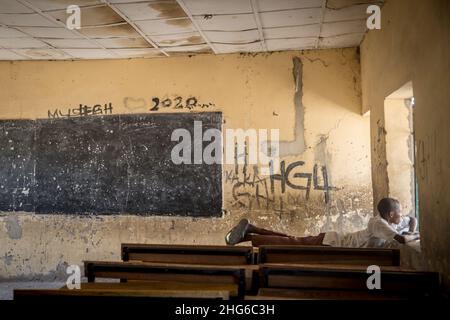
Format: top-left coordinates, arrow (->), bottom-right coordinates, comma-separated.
0,48 -> 373,280
361,0 -> 450,288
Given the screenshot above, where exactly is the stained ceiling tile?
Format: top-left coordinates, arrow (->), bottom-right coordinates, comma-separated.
256,0 -> 322,12
151,32 -> 205,47
194,14 -> 256,32
321,20 -> 366,38
61,48 -> 115,59
78,24 -> 141,38
27,0 -> 102,11
111,48 -> 164,58
41,38 -> 100,48
204,30 -> 260,44
324,4 -> 373,23
263,24 -> 320,39
214,42 -> 263,54
183,0 -> 252,15
266,37 -> 316,51
115,1 -> 187,21
0,26 -> 29,38
0,49 -> 27,60
47,5 -> 125,27
0,1 -> 34,13
136,18 -> 195,35
0,13 -> 57,27
0,37 -> 48,49
13,48 -> 71,59
95,37 -> 152,48
319,33 -> 364,49
18,27 -> 82,39
259,8 -> 322,28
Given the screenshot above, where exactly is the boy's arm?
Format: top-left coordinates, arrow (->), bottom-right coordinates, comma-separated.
394,233 -> 420,244
408,216 -> 417,232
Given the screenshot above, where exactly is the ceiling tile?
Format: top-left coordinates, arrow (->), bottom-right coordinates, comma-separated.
0,1 -> 34,13
319,33 -> 364,49
324,4 -> 372,23
115,1 -> 187,21
326,0 -> 383,10
27,0 -> 102,11
321,20 -> 366,37
257,0 -> 322,11
110,0 -> 158,3
194,14 -> 256,31
204,30 -> 260,44
266,37 -> 316,51
0,26 -> 29,38
47,5 -> 125,27
151,32 -> 205,47
61,48 -> 115,59
41,38 -> 100,48
18,27 -> 82,39
78,24 -> 141,38
95,37 -> 152,48
0,37 -> 48,49
136,18 -> 195,35
111,48 -> 164,58
0,49 -> 27,60
259,8 -> 322,28
164,44 -> 212,53
263,24 -> 320,39
13,48 -> 71,59
183,0 -> 252,15
214,42 -> 263,54
0,13 -> 57,27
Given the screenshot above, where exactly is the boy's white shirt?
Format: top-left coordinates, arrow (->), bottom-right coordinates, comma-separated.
323,214 -> 400,248
393,216 -> 411,233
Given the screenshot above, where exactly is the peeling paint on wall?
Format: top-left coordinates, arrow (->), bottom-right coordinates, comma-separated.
279,57 -> 306,157
4,214 -> 22,240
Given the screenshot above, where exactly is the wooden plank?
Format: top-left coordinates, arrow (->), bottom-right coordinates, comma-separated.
256,288 -> 406,300
260,264 -> 440,296
83,261 -> 247,297
258,245 -> 400,266
121,243 -> 254,265
14,288 -> 229,300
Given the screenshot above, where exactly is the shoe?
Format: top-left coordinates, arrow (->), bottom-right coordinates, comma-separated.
225,219 -> 249,245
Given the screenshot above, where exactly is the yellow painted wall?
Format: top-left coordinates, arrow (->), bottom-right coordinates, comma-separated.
361,0 -> 450,287
0,48 -> 372,279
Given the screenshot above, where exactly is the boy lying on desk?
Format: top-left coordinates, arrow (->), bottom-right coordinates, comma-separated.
225,197 -> 419,248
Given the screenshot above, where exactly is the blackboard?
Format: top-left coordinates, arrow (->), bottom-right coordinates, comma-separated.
0,112 -> 222,217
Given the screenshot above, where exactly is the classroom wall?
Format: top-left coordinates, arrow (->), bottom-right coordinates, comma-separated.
360,0 -> 450,288
0,48 -> 372,279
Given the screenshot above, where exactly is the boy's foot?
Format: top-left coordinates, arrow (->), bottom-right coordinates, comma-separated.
225,219 -> 250,245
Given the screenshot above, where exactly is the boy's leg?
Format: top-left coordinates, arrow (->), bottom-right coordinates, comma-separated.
250,233 -> 326,247
247,224 -> 290,237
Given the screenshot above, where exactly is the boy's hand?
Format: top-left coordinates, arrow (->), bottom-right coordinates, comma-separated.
404,234 -> 420,242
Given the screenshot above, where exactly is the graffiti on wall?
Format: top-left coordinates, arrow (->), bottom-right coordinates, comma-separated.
150,96 -> 216,111
225,144 -> 339,212
48,103 -> 113,119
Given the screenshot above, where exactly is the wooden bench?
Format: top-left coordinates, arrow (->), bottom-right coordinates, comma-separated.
259,263 -> 440,298
258,245 -> 400,266
84,261 -> 247,297
121,243 -> 254,265
14,282 -> 235,301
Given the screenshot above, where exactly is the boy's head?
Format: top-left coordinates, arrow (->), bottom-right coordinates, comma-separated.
377,198 -> 402,224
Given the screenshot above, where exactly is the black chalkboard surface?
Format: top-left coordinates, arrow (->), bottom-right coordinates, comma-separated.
0,113 -> 222,217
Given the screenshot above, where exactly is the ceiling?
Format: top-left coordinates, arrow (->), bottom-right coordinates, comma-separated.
0,0 -> 383,60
